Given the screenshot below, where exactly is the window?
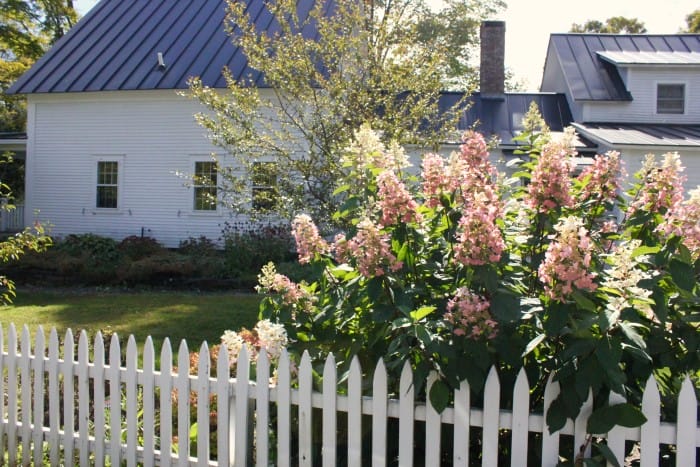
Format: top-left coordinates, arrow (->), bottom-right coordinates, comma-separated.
193,161 -> 217,211
252,162 -> 277,211
96,161 -> 119,208
657,84 -> 685,114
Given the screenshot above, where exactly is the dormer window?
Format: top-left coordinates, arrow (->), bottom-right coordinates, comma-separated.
657,84 -> 685,114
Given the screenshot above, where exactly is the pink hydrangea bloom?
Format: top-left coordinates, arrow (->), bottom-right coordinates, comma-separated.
576,151 -> 624,205
526,140 -> 574,212
376,170 -> 421,226
629,152 -> 686,217
421,152 -> 447,208
292,214 -> 329,264
453,192 -> 505,266
662,187 -> 700,258
342,218 -> 402,277
444,287 -> 498,339
538,216 -> 598,301
256,263 -> 315,311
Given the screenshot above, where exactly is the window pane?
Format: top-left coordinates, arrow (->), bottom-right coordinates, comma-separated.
251,162 -> 277,211
98,161 -> 118,185
657,84 -> 684,114
193,161 -> 217,210
194,187 -> 217,211
97,186 -> 117,208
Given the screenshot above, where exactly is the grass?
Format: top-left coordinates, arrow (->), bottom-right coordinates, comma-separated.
0,287 -> 261,357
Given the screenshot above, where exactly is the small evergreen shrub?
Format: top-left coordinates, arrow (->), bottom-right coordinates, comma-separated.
221,221 -> 294,278
118,236 -> 164,260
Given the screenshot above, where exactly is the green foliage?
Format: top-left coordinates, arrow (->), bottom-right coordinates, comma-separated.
189,0 -> 503,226
570,16 -> 647,33
685,9 -> 700,33
257,123 -> 700,450
221,221 -> 294,278
118,235 -> 164,260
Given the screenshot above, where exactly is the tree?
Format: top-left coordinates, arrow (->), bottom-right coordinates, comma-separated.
1,0 -> 77,132
190,0 -> 504,226
570,16 -> 647,34
684,9 -> 700,33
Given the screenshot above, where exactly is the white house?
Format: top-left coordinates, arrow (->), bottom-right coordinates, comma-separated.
7,1 -> 583,246
541,33 -> 700,189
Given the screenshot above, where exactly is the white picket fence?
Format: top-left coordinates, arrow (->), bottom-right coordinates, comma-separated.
0,323 -> 698,466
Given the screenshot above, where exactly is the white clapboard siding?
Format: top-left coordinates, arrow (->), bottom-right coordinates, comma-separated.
0,325 -> 698,467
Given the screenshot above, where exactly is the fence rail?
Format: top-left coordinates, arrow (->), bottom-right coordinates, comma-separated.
0,323 -> 698,466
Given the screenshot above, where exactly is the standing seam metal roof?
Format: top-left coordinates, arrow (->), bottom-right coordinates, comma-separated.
543,33 -> 700,102
7,0 -> 327,94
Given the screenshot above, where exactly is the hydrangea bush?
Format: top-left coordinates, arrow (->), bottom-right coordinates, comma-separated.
257,125 -> 700,437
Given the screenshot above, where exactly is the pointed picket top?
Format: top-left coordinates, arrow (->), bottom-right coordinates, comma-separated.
453,378 -> 471,466
109,332 -> 120,367
20,325 -> 32,465
177,339 -> 190,370
573,389 -> 593,461
398,361 -> 415,467
482,366 -> 501,467
93,331 -> 106,467
32,326 -> 46,467
277,349 -> 292,467
322,353 -> 337,467
159,337 -> 174,466
198,341 -> 210,375
78,330 -> 89,361
675,376 -> 697,467
234,344 -> 252,467
511,368 -> 530,465
64,328 -> 74,359
217,339 -> 230,379
8,322 -> 16,351
77,330 -> 90,467
255,349 -> 271,467
298,350 -> 313,467
372,358 -> 388,467
125,334 -> 139,466
640,375 -> 660,467
21,324 -> 31,355
176,339 -> 191,466
541,372 -> 560,464
94,331 -> 104,362
425,371 -> 441,467
196,341 -> 211,464
126,334 -> 137,363
143,336 -> 156,467
47,327 -> 60,466
347,355 -> 363,467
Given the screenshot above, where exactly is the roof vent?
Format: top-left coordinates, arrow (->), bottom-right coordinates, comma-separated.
157,52 -> 166,70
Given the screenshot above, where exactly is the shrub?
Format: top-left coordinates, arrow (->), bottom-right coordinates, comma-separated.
257,125 -> 700,449
179,235 -> 219,257
118,236 -> 164,260
57,233 -> 121,264
221,221 -> 294,278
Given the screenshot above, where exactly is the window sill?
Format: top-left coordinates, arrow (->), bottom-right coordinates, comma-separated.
185,210 -> 223,218
90,209 -> 125,215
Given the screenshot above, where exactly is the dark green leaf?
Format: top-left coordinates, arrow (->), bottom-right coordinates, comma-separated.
429,379 -> 450,413
592,442 -> 621,467
491,288 -> 521,323
546,397 -> 567,434
670,259 -> 695,291
587,403 -> 647,434
572,292 -> 596,312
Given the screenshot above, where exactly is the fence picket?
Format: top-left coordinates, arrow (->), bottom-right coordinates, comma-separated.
298,350 -> 313,467
197,342 -> 211,463
541,373 -> 560,465
256,349 -> 270,467
425,372 -> 442,466
676,376 -> 697,467
143,337 -> 156,467
234,345 -> 251,467
322,353 -> 337,467
7,324 -> 17,466
125,336 -> 138,466
216,342 -> 231,466
63,328 -> 75,465
606,392 -> 626,465
453,379 -> 471,466
640,375 -> 660,467
108,333 -> 122,466
78,330 -> 90,466
160,339 -> 174,467
482,366 -> 500,467
371,359 -> 388,467
511,368 -> 530,465
0,324 -> 4,462
20,325 -> 32,465
573,390 -> 593,462
93,332 -> 106,467
347,356 -> 362,467
32,327 -> 46,467
398,361 -> 414,467
277,349 -> 292,467
48,328 -> 60,465
176,339 -> 190,467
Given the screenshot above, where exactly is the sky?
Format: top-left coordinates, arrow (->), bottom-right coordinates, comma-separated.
73,0 -> 699,91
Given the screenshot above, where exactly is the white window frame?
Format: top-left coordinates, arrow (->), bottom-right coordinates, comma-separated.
656,82 -> 686,115
251,161 -> 278,212
93,155 -> 124,212
189,156 -> 221,215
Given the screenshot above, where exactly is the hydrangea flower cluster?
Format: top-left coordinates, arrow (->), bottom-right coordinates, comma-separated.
662,187 -> 700,258
292,213 -> 329,264
538,216 -> 597,300
256,262 -> 314,311
527,139 -> 574,212
420,152 -> 447,208
629,152 -> 686,216
601,240 -> 653,316
453,192 -> 505,266
444,287 -> 498,339
342,125 -> 410,172
376,170 -> 420,225
254,319 -> 289,360
220,319 -> 288,366
335,218 -> 402,277
576,151 -> 623,205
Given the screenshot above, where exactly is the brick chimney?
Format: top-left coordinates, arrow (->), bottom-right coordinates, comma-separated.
480,21 -> 505,97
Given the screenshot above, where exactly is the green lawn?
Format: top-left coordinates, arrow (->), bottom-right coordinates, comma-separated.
0,288 -> 261,356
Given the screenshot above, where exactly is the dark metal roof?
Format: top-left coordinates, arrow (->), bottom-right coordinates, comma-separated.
542,34 -> 700,102
8,0 -> 327,94
440,92 -> 587,147
573,122 -> 700,147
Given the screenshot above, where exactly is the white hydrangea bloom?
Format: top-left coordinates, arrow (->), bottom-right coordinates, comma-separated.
220,330 -> 244,363
603,240 -> 654,316
255,319 -> 288,360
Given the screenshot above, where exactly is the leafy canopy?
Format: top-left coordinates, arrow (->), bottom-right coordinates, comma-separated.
570,16 -> 647,34
189,0 -> 504,226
